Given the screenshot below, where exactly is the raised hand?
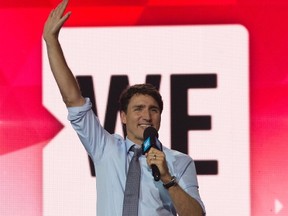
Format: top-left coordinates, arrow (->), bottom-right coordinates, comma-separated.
43,0 -> 71,42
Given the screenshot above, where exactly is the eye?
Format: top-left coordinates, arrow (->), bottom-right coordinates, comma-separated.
151,108 -> 159,113
134,106 -> 142,111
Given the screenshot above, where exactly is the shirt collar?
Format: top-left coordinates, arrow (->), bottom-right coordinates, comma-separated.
125,137 -> 142,153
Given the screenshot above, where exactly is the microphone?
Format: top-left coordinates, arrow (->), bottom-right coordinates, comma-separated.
142,127 -> 162,181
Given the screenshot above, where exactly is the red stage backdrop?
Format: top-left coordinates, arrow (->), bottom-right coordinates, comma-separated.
1,0 -> 288,216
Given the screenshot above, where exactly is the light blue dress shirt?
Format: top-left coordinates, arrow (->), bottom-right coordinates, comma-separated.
67,98 -> 205,216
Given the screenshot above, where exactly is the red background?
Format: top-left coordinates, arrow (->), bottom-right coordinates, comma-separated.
1,0 -> 288,215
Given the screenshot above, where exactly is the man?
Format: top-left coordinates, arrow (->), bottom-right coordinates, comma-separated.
43,0 -> 205,215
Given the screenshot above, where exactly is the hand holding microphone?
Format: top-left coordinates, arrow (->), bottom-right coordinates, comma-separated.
142,127 -> 163,181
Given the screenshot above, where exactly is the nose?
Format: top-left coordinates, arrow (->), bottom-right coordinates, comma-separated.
142,109 -> 152,121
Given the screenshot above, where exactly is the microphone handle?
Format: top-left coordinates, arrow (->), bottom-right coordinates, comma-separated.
151,164 -> 160,181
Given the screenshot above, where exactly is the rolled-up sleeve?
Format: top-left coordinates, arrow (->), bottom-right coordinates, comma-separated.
179,159 -> 206,215
67,98 -> 110,162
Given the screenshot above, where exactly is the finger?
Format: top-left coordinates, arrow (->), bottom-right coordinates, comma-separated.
49,9 -> 55,18
146,154 -> 155,165
59,0 -> 69,14
148,154 -> 164,165
58,11 -> 71,27
53,0 -> 69,18
149,155 -> 157,165
147,147 -> 159,155
147,151 -> 164,159
147,153 -> 156,161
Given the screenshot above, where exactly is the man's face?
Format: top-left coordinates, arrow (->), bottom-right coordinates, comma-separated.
120,94 -> 161,145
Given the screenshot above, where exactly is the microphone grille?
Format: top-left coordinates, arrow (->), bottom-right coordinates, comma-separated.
143,127 -> 158,140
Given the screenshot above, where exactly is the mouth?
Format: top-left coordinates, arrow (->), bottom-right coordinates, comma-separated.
138,124 -> 152,129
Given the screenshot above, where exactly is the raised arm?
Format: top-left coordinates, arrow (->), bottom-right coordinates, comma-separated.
43,0 -> 85,107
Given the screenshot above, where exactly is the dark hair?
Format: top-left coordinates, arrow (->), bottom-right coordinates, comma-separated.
119,83 -> 163,113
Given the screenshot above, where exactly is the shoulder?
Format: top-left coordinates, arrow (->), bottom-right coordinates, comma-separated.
163,147 -> 193,164
163,147 -> 198,182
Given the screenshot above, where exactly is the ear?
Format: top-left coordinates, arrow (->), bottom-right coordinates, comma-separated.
120,111 -> 127,124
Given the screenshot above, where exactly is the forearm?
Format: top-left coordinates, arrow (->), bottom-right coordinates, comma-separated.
43,0 -> 84,107
45,38 -> 84,107
147,149 -> 204,215
167,184 -> 204,216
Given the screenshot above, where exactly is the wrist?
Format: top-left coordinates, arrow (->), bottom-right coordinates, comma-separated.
163,176 -> 177,189
161,173 -> 173,184
44,36 -> 60,47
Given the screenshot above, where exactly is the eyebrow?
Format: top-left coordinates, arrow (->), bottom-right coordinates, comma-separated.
132,104 -> 160,110
132,104 -> 145,109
